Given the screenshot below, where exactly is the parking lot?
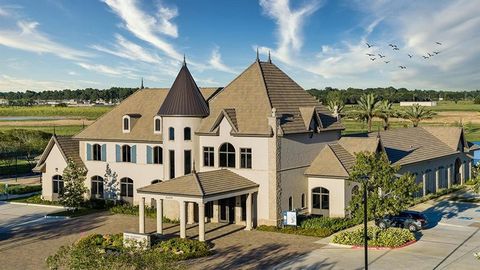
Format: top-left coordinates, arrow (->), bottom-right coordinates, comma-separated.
276,199 -> 480,269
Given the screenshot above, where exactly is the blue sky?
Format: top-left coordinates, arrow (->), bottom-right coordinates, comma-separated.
0,0 -> 479,92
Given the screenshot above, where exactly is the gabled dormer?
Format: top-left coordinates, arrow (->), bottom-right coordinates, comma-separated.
153,116 -> 162,134
122,114 -> 141,133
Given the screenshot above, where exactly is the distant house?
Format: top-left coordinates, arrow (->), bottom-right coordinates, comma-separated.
0,99 -> 8,105
400,101 -> 437,106
34,57 -> 475,242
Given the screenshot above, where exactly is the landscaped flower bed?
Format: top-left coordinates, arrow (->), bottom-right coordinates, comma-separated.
46,234 -> 211,270
332,227 -> 416,248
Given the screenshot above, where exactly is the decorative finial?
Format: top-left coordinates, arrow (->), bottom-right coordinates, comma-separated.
140,77 -> 144,89
268,50 -> 272,63
271,107 -> 277,117
256,47 -> 259,62
183,54 -> 186,66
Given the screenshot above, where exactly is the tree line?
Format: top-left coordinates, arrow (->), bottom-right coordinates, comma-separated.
0,87 -> 139,105
307,87 -> 480,104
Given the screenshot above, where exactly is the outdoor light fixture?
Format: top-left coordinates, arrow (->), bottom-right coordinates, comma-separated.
361,175 -> 369,270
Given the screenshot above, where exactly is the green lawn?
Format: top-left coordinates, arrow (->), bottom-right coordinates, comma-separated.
0,125 -> 84,136
346,100 -> 480,112
0,106 -> 112,120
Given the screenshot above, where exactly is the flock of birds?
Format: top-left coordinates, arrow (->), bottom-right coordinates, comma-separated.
364,41 -> 443,70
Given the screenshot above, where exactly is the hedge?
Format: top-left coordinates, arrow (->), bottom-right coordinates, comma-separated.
46,234 -> 211,270
109,204 -> 179,224
256,225 -> 334,238
0,183 -> 42,195
332,227 -> 415,248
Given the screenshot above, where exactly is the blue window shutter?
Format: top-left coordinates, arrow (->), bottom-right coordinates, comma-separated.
86,143 -> 92,160
115,144 -> 121,162
131,145 -> 137,163
147,146 -> 152,164
101,144 -> 107,161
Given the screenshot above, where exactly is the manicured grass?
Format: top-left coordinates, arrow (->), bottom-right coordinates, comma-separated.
7,194 -> 61,205
0,125 -> 84,136
0,183 -> 41,194
0,106 -> 112,119
48,208 -> 106,218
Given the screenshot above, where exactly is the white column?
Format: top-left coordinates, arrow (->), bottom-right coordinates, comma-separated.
469,161 -> 473,181
198,202 -> 205,242
156,199 -> 163,234
187,202 -> 195,224
235,196 -> 242,224
435,168 -> 440,192
447,165 -> 452,188
245,193 -> 252,231
180,201 -> 186,238
422,172 -> 427,196
139,196 -> 145,234
212,200 -> 219,223
461,162 -> 465,185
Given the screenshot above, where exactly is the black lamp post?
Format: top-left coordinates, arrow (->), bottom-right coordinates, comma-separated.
362,175 -> 369,270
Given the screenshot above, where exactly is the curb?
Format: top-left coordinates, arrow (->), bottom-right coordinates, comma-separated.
44,215 -> 71,220
6,201 -> 69,209
329,240 -> 417,250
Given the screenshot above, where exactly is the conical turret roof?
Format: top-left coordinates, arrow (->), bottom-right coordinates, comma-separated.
158,64 -> 209,117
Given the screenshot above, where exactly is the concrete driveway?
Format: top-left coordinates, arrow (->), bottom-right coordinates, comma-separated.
275,199 -> 480,270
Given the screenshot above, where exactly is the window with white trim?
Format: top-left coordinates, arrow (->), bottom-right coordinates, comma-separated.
240,148 -> 252,169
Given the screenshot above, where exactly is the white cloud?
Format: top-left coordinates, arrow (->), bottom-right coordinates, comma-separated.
0,7 -> 8,17
0,74 -> 97,91
0,20 -> 91,61
208,46 -> 236,74
102,0 -> 183,61
77,62 -> 126,76
91,34 -> 162,64
259,0 -> 323,64
68,71 -> 77,76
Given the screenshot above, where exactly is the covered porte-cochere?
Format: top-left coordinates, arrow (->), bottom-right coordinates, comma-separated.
136,169 -> 259,242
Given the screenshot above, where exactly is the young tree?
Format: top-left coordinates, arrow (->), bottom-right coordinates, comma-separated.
59,158 -> 88,210
348,152 -> 420,220
402,104 -> 436,127
103,163 -> 120,204
376,100 -> 395,131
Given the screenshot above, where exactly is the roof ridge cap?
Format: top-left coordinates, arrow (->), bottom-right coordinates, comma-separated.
327,144 -> 351,175
257,61 -> 273,110
193,171 -> 205,196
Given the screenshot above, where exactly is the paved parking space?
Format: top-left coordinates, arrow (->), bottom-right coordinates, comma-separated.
276,200 -> 480,270
0,202 -> 62,234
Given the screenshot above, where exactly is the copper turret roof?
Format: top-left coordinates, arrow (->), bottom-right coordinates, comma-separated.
158,63 -> 209,117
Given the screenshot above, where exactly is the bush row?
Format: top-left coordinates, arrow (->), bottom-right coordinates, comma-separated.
0,184 -> 42,195
256,225 -> 334,238
332,227 -> 415,248
46,233 -> 211,270
109,204 -> 179,224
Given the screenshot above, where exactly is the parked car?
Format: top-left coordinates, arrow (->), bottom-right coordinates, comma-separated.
375,211 -> 428,232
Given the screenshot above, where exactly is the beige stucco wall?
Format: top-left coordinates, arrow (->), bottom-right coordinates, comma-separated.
307,177 -> 347,217
41,143 -> 67,201
198,118 -> 271,224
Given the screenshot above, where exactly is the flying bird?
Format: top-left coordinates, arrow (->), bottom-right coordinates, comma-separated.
366,53 -> 375,56
435,42 -> 442,45
378,54 -> 386,58
388,44 -> 397,48
433,51 -> 440,55
422,56 -> 429,59
370,58 -> 376,61
393,47 -> 400,51
398,65 -> 407,69
366,43 -> 373,48
427,53 -> 434,57
384,61 -> 390,64
408,54 -> 413,58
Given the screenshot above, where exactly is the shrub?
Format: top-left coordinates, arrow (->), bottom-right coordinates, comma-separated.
332,227 -> 415,248
300,217 -> 359,232
0,184 -> 42,195
256,225 -> 334,238
8,194 -> 61,205
109,204 -> 179,224
46,233 -> 210,270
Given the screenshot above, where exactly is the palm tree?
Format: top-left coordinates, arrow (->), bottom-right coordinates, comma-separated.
376,100 -> 395,130
327,99 -> 345,117
353,93 -> 380,132
402,104 -> 436,127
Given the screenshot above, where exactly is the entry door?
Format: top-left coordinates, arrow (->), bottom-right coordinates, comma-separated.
219,198 -> 235,223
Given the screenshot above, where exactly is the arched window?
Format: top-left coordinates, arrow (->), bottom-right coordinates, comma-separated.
122,145 -> 131,162
151,179 -> 162,184
154,118 -> 161,132
91,176 -> 104,198
92,144 -> 102,161
312,187 -> 329,210
288,196 -> 293,211
219,143 -> 235,168
351,185 -> 359,196
153,146 -> 163,164
123,117 -> 130,131
184,127 -> 191,140
52,175 -> 63,194
169,127 -> 175,140
120,178 -> 134,198
301,193 -> 305,208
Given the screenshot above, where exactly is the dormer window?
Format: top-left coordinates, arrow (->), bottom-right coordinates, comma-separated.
122,115 -> 130,133
154,117 -> 162,133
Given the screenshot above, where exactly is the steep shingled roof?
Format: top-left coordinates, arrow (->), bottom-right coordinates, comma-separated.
158,64 -> 209,117
33,135 -> 84,172
137,169 -> 259,197
197,61 -> 343,136
74,88 -> 218,142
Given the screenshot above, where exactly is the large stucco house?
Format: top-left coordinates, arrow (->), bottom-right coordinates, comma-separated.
34,57 -> 476,239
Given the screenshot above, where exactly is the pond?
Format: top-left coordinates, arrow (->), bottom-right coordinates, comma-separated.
473,142 -> 480,165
